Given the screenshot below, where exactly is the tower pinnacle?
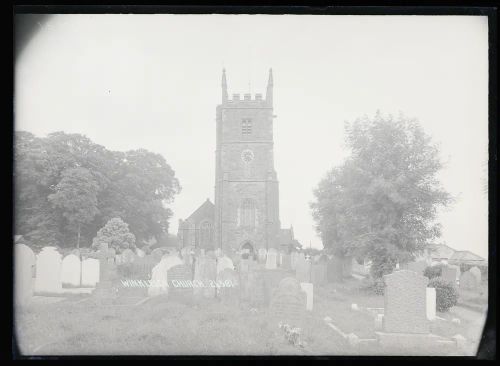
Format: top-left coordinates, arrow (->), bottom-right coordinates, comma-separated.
222,68 -> 228,103
266,68 -> 273,106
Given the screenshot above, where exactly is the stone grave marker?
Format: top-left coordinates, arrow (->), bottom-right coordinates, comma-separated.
270,277 -> 306,325
193,255 -> 217,298
441,265 -> 458,286
281,253 -> 291,270
296,256 -> 311,283
167,264 -> 193,299
459,270 -> 479,291
469,266 -> 482,283
15,244 -> 36,306
217,255 -> 234,273
61,254 -> 81,287
266,248 -> 278,270
34,247 -> 62,293
426,287 -> 436,320
290,252 -> 299,270
81,258 -> 100,287
382,270 -> 429,333
300,282 -> 313,311
258,248 -> 267,263
311,263 -> 327,286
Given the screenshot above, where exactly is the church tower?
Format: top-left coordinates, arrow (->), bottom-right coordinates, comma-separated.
214,69 -> 281,254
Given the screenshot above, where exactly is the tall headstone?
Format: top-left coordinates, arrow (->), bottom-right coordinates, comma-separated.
290,252 -> 299,270
34,247 -> 62,293
81,258 -> 100,287
14,244 -> 36,306
281,254 -> 291,270
61,254 -> 81,287
296,256 -> 311,283
167,264 -> 193,299
441,265 -> 458,286
383,270 -> 429,334
311,263 -> 327,286
193,255 -> 217,298
469,267 -> 481,284
266,248 -> 278,270
426,287 -> 436,320
300,282 -> 313,311
270,277 -> 306,325
469,266 -> 482,284
459,270 -> 479,291
258,248 -> 267,263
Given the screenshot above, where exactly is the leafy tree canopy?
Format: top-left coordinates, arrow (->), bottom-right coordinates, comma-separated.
15,131 -> 181,249
311,112 -> 453,278
92,217 -> 136,253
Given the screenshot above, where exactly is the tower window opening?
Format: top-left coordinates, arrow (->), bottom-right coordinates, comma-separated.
241,199 -> 256,227
242,118 -> 252,135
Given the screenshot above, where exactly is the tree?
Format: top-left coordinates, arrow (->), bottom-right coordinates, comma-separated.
92,217 -> 136,252
14,131 -> 181,248
48,167 -> 100,248
311,112 -> 452,279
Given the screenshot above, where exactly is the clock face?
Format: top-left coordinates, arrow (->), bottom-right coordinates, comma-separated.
241,149 -> 254,163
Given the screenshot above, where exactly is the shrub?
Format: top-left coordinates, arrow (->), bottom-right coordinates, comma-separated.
428,277 -> 459,312
423,264 -> 444,280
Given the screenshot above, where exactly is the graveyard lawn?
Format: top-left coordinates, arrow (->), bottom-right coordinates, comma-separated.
15,294 -> 348,356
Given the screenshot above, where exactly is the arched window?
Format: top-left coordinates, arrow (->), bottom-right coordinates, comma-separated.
199,221 -> 213,248
240,199 -> 256,227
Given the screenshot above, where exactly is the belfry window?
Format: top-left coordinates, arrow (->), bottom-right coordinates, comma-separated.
240,199 -> 256,227
242,118 -> 252,135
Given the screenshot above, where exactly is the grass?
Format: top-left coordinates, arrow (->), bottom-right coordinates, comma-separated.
14,273 -> 485,356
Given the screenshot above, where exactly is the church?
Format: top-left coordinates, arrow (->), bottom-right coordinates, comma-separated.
178,69 -> 295,256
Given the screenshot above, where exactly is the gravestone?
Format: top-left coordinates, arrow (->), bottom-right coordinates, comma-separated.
193,256 -> 217,298
61,254 -> 81,287
270,277 -> 306,325
327,256 -> 343,282
97,247 -> 116,282
115,254 -> 123,265
459,270 -> 479,291
167,264 -> 193,299
311,263 -> 327,286
258,248 -> 267,263
34,247 -> 62,293
266,249 -> 278,270
217,255 -> 234,274
148,255 -> 183,297
281,254 -> 291,270
383,270 -> 429,333
81,258 -> 100,287
426,287 -> 436,320
290,252 -> 299,270
441,265 -> 458,286
121,249 -> 136,264
469,266 -> 482,283
296,256 -> 311,283
300,282 -> 313,311
14,244 -> 36,306
218,268 -> 239,304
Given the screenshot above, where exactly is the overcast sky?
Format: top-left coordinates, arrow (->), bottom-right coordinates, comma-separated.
15,14 -> 488,258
